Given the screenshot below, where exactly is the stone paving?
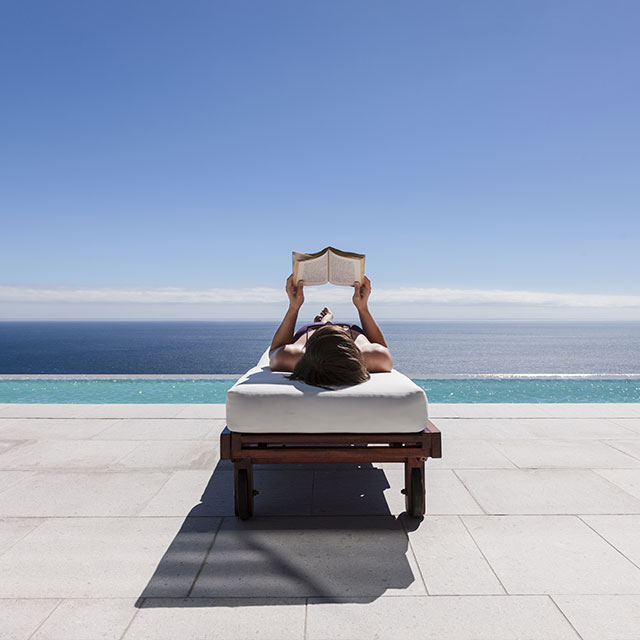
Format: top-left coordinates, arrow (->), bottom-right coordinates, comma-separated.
0,402 -> 639,639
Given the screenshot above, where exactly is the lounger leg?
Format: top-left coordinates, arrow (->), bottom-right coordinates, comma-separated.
404,458 -> 426,517
234,460 -> 254,519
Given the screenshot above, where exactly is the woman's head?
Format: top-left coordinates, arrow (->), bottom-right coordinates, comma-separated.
289,325 -> 370,388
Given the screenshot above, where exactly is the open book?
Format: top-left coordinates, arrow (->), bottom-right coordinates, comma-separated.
292,246 -> 365,286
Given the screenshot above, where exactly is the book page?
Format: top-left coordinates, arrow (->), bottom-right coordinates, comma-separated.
293,251 -> 329,285
328,251 -> 364,286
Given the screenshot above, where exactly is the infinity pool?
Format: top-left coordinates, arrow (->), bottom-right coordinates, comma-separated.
1,377 -> 639,403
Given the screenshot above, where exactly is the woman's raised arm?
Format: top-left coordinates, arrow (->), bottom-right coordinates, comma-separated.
352,276 -> 393,372
352,276 -> 388,347
270,275 -> 304,351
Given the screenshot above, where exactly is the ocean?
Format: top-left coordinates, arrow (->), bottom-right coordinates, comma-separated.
1,321 -> 639,375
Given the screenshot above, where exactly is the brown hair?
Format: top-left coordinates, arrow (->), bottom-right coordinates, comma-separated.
289,325 -> 370,389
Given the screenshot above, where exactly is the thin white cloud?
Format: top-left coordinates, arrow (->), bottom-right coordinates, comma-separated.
1,285 -> 639,308
368,287 -> 640,308
0,286 -> 285,304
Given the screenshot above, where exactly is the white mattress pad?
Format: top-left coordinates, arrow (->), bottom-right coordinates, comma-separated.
226,349 -> 428,433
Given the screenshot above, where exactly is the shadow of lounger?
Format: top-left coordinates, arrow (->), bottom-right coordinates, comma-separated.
137,459 -> 420,607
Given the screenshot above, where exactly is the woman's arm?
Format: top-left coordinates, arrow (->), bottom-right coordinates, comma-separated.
269,276 -> 306,371
270,275 -> 305,350
352,276 -> 393,372
352,276 -> 388,346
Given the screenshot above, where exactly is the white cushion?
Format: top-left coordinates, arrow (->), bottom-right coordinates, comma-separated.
226,349 -> 428,433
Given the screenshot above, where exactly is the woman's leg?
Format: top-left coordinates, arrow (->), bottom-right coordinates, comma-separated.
314,307 -> 334,323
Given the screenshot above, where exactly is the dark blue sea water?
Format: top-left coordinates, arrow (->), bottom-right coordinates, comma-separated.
1,321 -> 639,375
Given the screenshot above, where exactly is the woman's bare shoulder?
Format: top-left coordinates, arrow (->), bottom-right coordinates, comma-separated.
359,343 -> 393,373
269,344 -> 304,372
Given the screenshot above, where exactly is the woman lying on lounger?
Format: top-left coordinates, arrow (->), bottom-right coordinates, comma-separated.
269,275 -> 393,388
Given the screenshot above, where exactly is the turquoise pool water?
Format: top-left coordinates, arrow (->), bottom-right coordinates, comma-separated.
1,377 -> 639,403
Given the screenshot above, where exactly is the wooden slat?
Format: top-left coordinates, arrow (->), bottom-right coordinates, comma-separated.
426,421 -> 442,458
230,446 -> 429,463
220,428 -> 231,460
237,430 -> 428,446
220,423 -> 442,463
230,431 -> 243,457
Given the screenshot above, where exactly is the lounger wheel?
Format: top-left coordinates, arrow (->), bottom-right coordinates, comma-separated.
409,467 -> 424,518
237,469 -> 251,520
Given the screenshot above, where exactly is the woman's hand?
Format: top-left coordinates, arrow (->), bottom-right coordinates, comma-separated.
286,274 -> 304,310
352,275 -> 371,311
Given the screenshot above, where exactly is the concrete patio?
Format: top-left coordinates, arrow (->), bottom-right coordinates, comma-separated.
0,402 -> 640,639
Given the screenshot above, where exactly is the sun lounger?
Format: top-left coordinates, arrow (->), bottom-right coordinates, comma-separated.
220,348 -> 442,519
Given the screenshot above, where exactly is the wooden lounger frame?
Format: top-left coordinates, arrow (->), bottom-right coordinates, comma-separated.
220,420 -> 442,519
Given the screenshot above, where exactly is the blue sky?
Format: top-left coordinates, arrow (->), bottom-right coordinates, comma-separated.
1,0 -> 639,320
